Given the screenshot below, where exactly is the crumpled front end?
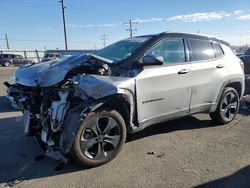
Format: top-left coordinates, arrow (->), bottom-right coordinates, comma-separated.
4,72 -> 136,163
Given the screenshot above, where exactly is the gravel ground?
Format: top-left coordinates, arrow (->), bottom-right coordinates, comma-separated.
0,66 -> 250,188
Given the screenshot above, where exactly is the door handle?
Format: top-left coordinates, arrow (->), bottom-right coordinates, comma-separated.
178,69 -> 191,74
216,64 -> 225,68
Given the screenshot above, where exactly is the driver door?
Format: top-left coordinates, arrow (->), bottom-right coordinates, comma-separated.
135,38 -> 192,126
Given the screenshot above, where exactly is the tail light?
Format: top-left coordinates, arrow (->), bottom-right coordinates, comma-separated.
240,61 -> 244,71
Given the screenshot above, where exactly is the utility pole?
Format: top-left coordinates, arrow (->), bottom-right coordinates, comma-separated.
59,0 -> 68,50
5,33 -> 9,49
101,34 -> 107,47
197,30 -> 200,34
124,19 -> 138,38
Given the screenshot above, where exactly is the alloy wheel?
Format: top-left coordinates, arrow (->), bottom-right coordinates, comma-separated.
220,92 -> 238,121
80,116 -> 121,160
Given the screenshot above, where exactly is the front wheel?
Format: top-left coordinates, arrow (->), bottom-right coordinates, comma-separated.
71,109 -> 127,167
210,87 -> 240,124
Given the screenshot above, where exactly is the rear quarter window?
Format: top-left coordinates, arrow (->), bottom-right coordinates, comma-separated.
213,43 -> 224,58
188,39 -> 215,61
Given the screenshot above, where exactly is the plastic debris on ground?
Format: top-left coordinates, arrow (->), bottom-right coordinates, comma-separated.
5,176 -> 26,187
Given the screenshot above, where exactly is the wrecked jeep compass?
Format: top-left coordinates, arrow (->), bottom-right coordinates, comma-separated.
5,32 -> 245,167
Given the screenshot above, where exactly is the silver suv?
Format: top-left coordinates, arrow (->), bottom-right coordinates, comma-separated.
5,32 -> 245,167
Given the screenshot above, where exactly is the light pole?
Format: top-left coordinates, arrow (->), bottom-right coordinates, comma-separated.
59,0 -> 68,50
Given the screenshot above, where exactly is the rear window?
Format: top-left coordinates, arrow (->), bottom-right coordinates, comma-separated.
189,39 -> 215,61
213,43 -> 224,58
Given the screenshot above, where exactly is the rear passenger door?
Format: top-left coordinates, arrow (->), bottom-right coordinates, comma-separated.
136,38 -> 192,125
14,55 -> 22,65
188,39 -> 229,113
10,55 -> 17,64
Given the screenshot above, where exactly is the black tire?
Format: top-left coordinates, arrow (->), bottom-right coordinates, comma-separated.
71,109 -> 127,167
210,87 -> 239,124
4,61 -> 10,67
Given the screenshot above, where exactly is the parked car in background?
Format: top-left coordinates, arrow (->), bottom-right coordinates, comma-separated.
0,54 -> 33,66
41,50 -> 96,62
5,32 -> 245,167
41,53 -> 60,62
238,48 -> 250,74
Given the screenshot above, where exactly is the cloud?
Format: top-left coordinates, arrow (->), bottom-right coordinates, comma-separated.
237,14 -> 250,20
68,23 -> 122,28
69,17 -> 163,29
133,17 -> 163,23
167,11 -> 231,22
234,10 -> 244,15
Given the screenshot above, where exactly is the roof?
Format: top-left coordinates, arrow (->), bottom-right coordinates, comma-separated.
135,32 -> 229,46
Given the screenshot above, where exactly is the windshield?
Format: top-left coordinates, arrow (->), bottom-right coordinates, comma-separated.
95,37 -> 150,63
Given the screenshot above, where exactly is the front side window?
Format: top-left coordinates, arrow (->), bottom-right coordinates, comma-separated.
145,38 -> 185,64
188,39 -> 215,61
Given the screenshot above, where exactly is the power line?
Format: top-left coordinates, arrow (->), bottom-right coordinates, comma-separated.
101,34 -> 108,47
0,38 -> 102,45
124,19 -> 138,38
59,0 -> 68,50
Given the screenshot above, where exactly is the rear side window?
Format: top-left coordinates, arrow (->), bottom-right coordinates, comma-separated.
213,43 -> 224,58
188,39 -> 215,61
2,54 -> 8,58
145,38 -> 185,64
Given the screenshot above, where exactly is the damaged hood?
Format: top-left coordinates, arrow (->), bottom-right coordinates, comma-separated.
14,54 -> 90,87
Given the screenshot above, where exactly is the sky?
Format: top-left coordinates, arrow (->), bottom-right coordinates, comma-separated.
0,0 -> 250,50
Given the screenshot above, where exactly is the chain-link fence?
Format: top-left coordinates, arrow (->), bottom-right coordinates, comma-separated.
0,49 -> 45,63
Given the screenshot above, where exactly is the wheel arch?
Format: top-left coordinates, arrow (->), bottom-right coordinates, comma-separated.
210,79 -> 243,113
225,81 -> 243,99
99,92 -> 137,131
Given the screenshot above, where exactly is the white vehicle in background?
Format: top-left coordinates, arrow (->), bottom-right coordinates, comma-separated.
41,50 -> 96,62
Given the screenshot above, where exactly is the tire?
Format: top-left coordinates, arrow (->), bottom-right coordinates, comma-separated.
71,109 -> 127,167
210,87 -> 239,124
4,61 -> 10,67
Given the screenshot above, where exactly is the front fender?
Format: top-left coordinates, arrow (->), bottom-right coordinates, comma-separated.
59,89 -> 136,154
59,98 -> 109,154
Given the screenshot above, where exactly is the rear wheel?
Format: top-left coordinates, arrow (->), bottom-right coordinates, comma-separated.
210,87 -> 239,124
71,109 -> 127,167
4,61 -> 10,67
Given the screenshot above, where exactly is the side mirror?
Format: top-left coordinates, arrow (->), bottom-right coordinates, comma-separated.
142,54 -> 164,66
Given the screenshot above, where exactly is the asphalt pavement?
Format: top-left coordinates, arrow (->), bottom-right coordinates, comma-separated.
0,66 -> 250,188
